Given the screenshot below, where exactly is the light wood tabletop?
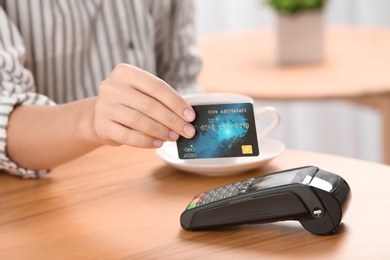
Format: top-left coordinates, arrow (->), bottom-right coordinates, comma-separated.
197,26 -> 390,165
1,145 -> 390,259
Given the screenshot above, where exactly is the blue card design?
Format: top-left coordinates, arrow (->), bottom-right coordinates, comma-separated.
177,103 -> 259,159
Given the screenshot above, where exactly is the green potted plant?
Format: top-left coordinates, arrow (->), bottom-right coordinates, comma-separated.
264,0 -> 326,14
264,0 -> 327,64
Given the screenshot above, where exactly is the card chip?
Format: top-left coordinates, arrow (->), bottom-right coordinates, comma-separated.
241,145 -> 253,154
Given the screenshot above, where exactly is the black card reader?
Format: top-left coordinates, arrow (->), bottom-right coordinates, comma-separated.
180,166 -> 351,235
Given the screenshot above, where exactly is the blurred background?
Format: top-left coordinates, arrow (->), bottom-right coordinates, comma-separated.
194,0 -> 390,163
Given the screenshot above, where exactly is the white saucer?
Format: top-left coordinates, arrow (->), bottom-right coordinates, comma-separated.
156,138 -> 285,176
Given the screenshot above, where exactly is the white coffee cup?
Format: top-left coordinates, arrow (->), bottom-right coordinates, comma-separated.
182,92 -> 280,142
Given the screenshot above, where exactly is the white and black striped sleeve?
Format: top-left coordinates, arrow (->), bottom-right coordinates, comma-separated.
0,7 -> 55,178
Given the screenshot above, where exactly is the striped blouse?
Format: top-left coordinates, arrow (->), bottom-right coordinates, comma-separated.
0,0 -> 202,178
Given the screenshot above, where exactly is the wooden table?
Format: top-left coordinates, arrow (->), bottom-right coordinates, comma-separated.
197,27 -> 390,165
1,145 -> 390,259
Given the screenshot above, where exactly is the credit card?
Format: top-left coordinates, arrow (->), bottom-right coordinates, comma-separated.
177,103 -> 259,159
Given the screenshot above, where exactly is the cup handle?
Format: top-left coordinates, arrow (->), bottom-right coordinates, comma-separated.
254,106 -> 280,141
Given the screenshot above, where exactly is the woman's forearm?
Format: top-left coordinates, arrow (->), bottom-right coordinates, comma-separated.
7,97 -> 103,170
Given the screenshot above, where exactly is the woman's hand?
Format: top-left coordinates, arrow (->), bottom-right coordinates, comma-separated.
6,64 -> 196,171
93,64 -> 196,148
